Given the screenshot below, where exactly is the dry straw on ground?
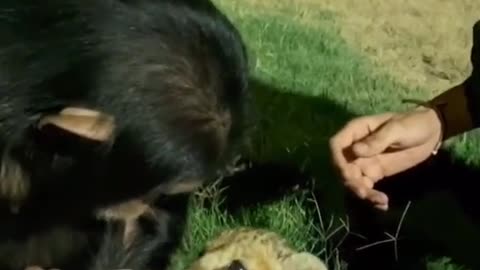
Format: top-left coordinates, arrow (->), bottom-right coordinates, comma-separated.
237,0 -> 480,94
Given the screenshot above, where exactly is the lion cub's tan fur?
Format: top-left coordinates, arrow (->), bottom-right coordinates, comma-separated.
189,227 -> 328,270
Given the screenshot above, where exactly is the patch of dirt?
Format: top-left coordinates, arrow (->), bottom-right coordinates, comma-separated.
318,0 -> 480,93
237,0 -> 480,93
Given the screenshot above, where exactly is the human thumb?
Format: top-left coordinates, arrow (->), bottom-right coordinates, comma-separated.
352,122 -> 400,157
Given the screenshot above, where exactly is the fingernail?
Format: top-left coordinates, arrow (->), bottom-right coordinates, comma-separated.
374,204 -> 388,211
375,193 -> 389,206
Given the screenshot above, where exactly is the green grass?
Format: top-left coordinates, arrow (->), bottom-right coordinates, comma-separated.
167,1 -> 479,270
170,189 -> 350,270
426,257 -> 471,270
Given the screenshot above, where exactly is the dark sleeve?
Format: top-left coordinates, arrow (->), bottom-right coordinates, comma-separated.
464,20 -> 480,127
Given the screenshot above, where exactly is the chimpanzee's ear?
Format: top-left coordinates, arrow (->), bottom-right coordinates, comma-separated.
37,107 -> 116,142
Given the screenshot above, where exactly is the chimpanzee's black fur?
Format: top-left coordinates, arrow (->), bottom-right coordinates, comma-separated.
0,0 -> 249,269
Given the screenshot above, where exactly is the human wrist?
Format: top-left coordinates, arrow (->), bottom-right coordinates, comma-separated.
402,83 -> 472,155
427,82 -> 474,140
421,106 -> 444,154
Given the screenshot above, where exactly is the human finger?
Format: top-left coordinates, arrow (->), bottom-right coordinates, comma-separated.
373,201 -> 389,211
343,175 -> 375,199
329,113 -> 394,168
353,157 -> 386,183
343,175 -> 388,209
374,143 -> 435,178
344,180 -> 369,200
353,138 -> 437,185
365,188 -> 389,210
352,119 -> 406,158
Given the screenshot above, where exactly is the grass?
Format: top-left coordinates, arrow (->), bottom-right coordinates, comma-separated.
167,1 -> 480,270
233,0 -> 480,95
426,257 -> 472,270
171,187 -> 349,270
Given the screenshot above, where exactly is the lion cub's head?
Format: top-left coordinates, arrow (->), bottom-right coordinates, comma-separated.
188,227 -> 328,270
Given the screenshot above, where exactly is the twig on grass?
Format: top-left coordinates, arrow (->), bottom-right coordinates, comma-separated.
355,200 -> 412,262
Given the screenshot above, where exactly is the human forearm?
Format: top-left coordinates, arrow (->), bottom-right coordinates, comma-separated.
462,20 -> 480,131
428,20 -> 480,140
428,82 -> 474,140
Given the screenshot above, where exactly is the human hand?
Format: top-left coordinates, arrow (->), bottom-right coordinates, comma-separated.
329,106 -> 443,210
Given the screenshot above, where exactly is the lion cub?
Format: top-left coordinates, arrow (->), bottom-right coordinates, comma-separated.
188,227 -> 328,270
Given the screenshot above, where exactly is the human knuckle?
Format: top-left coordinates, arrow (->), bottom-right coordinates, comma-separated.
345,118 -> 363,129
357,190 -> 367,199
363,166 -> 382,181
387,120 -> 405,133
345,183 -> 366,199
339,168 -> 353,180
328,135 -> 338,147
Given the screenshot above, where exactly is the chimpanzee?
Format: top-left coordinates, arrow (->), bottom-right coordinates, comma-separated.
0,0 -> 250,269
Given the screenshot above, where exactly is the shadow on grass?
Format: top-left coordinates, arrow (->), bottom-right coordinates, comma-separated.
342,149 -> 480,270
214,78 -> 480,270
217,77 -> 354,217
